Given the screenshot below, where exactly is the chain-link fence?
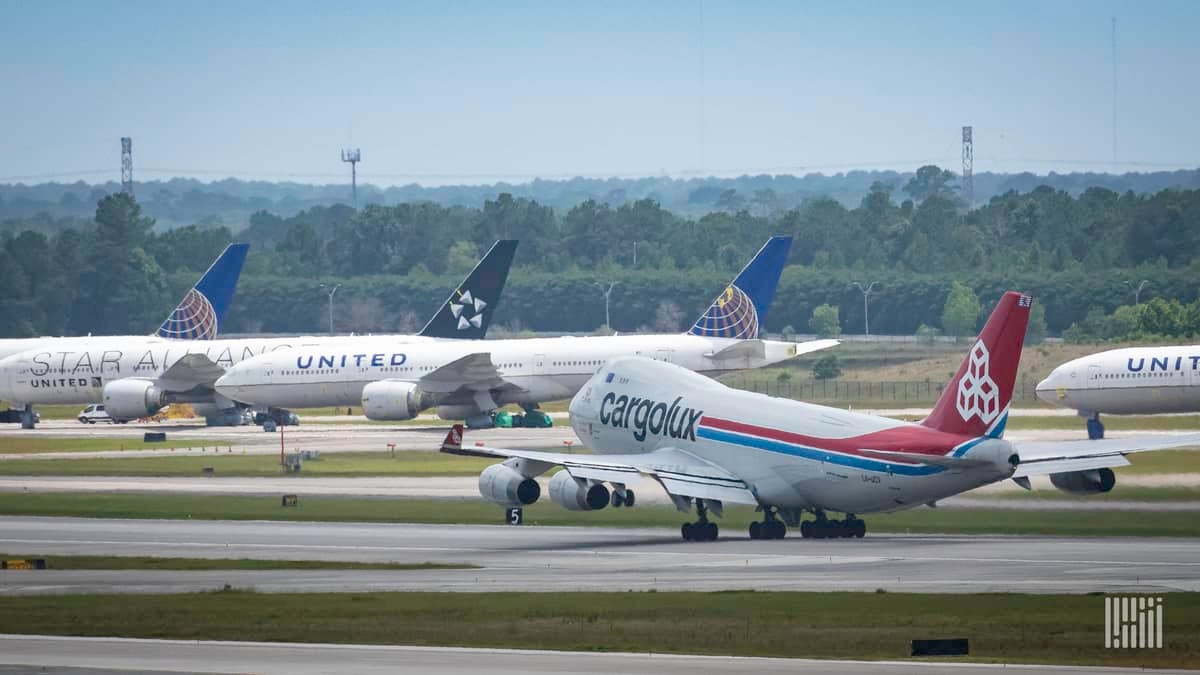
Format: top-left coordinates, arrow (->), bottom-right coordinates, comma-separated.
724,375 -> 1041,405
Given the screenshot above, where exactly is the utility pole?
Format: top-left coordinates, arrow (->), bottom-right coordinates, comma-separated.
594,282 -> 618,333
852,281 -> 879,336
120,137 -> 134,197
1124,279 -> 1149,306
341,149 -> 361,206
961,126 -> 973,207
320,283 -> 341,334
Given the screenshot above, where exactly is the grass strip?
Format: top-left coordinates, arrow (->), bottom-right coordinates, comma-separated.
0,493 -> 1197,536
0,590 -> 1194,668
0,437 -> 225,455
0,554 -> 473,571
0,450 -> 495,476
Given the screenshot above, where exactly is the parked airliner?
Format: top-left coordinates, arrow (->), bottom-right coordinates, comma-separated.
1037,345 -> 1200,438
0,243 -> 248,427
0,240 -> 517,427
444,292 -> 1200,539
214,237 -> 835,426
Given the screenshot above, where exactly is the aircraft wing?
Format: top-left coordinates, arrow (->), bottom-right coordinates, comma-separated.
417,352 -> 509,394
1012,433 -> 1200,478
705,338 -> 839,361
441,425 -> 757,505
155,353 -> 227,391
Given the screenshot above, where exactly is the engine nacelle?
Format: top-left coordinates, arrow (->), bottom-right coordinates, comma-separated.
361,380 -> 431,421
478,462 -> 541,506
548,470 -> 609,511
1049,468 -> 1116,495
102,379 -> 165,421
436,404 -> 483,421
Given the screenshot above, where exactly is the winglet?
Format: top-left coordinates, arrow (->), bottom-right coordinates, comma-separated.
688,236 -> 792,339
156,243 -> 250,340
921,292 -> 1032,438
419,240 -> 518,339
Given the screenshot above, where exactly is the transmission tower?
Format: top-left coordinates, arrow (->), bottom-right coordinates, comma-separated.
341,149 -> 361,205
120,137 -> 134,197
961,126 -> 974,207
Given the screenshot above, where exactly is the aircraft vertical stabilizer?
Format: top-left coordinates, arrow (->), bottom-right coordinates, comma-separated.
155,243 -> 250,340
418,240 -> 518,339
921,291 -> 1032,438
687,236 -> 792,339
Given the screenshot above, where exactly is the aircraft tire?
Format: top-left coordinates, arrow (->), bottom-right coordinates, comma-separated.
704,522 -> 718,541
610,490 -> 624,508
624,490 -> 635,507
681,522 -> 694,541
749,521 -> 762,540
800,521 -> 812,538
768,521 -> 786,539
852,519 -> 866,538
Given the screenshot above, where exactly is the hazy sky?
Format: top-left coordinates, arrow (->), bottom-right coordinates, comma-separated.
1,1 -> 1197,185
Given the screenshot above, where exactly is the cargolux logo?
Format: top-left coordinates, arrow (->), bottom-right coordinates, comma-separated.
956,340 -> 999,423
451,289 -> 486,331
599,392 -> 702,442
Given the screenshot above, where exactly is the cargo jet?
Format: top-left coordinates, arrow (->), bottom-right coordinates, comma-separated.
1037,346 -> 1200,438
0,243 -> 249,427
0,241 -> 517,427
445,292 -> 1200,540
214,237 -> 835,427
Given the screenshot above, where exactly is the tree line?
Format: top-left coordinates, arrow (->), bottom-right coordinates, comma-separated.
2,170 -> 1200,340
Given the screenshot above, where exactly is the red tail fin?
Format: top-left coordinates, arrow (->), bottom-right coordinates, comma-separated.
922,291 -> 1032,438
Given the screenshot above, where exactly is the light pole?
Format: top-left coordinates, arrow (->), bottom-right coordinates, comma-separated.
594,282 -> 618,333
1124,279 -> 1149,306
852,281 -> 879,336
319,283 -> 341,335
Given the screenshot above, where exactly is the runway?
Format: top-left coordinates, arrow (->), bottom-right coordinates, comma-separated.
4,635 -> 1195,675
2,516 -> 1198,595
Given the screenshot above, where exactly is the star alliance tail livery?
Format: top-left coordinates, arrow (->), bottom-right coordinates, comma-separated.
449,291 -> 1200,539
418,240 -> 517,339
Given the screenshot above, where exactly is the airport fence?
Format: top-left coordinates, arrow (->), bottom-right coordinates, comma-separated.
724,376 -> 1041,405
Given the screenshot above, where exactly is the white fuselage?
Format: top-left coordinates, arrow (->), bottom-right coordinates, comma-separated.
1036,346 -> 1200,415
214,334 -> 808,411
0,335 -> 437,407
568,357 -> 1016,515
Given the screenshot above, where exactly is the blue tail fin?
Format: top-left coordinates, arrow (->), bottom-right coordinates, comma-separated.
419,240 -> 518,339
155,243 -> 249,340
687,236 -> 792,339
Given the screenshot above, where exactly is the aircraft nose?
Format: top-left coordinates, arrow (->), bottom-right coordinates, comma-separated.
1035,370 -> 1064,405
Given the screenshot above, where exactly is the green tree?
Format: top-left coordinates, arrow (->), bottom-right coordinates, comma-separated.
812,354 -> 842,380
903,165 -> 958,202
1025,302 -> 1048,344
941,282 -> 981,337
446,240 -> 480,276
808,303 -> 841,337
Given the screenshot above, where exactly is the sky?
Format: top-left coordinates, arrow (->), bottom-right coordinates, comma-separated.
1,0 -> 1197,186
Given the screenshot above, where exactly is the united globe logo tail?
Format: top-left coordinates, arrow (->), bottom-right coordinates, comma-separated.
154,243 -> 248,341
687,236 -> 792,340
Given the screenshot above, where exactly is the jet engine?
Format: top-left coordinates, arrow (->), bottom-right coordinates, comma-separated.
361,381 -> 431,421
102,379 -> 165,421
478,462 -> 541,506
1049,468 -> 1116,495
548,470 -> 609,511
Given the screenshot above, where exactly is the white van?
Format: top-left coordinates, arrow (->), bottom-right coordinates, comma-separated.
78,404 -> 112,424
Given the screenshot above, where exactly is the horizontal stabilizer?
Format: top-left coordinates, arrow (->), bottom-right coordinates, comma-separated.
858,448 -> 994,468
1013,433 -> 1200,478
1013,455 -> 1131,478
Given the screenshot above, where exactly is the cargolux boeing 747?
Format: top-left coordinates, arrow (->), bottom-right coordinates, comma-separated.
444,292 -> 1200,540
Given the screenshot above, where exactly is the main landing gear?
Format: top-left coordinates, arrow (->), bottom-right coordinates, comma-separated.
800,511 -> 866,539
749,507 -> 786,540
1086,413 -> 1105,440
681,499 -> 718,542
